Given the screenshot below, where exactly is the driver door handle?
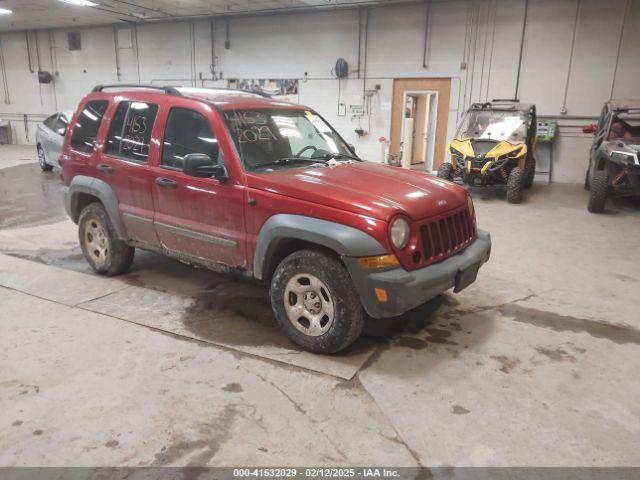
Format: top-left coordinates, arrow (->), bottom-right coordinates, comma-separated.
97,164 -> 113,173
155,177 -> 177,189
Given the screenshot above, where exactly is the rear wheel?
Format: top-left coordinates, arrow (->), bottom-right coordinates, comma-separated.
37,145 -> 53,172
587,170 -> 609,213
437,162 -> 454,180
270,249 -> 364,354
78,203 -> 134,276
506,166 -> 523,204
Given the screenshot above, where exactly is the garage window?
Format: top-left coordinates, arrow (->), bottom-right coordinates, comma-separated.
70,100 -> 108,153
105,101 -> 158,163
161,108 -> 218,170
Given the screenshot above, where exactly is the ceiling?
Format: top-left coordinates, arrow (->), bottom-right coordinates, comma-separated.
0,0 -> 414,31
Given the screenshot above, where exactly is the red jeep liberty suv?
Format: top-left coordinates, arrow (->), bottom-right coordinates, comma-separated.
60,85 -> 491,353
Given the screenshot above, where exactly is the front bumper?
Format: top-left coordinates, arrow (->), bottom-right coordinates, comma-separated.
345,230 -> 491,319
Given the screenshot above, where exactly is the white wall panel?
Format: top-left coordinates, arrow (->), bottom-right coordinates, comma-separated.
215,11 -> 359,79
612,0 -> 640,99
1,0 -> 639,183
564,0 -> 626,116
485,0 -> 526,103
518,0 -> 579,115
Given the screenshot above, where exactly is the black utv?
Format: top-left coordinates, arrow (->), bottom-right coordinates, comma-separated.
583,100 -> 640,213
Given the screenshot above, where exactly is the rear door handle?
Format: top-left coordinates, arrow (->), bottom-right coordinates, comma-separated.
97,164 -> 113,173
155,177 -> 177,189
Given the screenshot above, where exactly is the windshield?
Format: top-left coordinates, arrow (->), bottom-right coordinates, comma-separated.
457,109 -> 528,142
222,108 -> 354,172
607,111 -> 640,143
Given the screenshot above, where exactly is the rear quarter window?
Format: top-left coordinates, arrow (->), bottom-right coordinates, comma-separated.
70,100 -> 108,153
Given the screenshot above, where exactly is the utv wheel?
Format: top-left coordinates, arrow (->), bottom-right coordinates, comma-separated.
437,162 -> 454,181
506,167 -> 523,204
584,170 -> 590,191
588,170 -> 609,213
78,203 -> 134,276
37,145 -> 53,172
523,157 -> 536,189
270,249 -> 364,354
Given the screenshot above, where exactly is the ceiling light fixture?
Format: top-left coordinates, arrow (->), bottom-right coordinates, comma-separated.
0,7 -> 13,15
59,0 -> 100,6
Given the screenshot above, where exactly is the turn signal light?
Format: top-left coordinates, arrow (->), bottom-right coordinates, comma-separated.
374,288 -> 388,302
357,254 -> 400,270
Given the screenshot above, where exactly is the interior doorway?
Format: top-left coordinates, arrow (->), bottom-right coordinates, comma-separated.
400,91 -> 439,170
390,78 -> 451,172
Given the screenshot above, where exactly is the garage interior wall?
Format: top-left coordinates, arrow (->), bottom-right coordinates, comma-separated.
0,0 -> 638,183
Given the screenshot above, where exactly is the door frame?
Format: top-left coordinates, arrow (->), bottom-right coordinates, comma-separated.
389,78 -> 451,172
399,90 -> 439,171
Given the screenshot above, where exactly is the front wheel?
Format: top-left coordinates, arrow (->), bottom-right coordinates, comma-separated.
523,157 -> 536,189
506,166 -> 523,204
78,203 -> 135,276
37,145 -> 53,172
270,249 -> 364,354
437,162 -> 454,180
587,170 -> 609,213
584,169 -> 591,191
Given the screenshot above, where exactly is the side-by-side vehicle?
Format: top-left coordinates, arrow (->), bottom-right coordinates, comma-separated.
438,100 -> 537,204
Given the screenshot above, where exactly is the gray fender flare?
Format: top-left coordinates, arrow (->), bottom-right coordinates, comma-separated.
67,175 -> 129,240
253,214 -> 386,280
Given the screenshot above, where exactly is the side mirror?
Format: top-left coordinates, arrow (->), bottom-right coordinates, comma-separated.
182,153 -> 228,181
347,144 -> 356,155
582,123 -> 597,134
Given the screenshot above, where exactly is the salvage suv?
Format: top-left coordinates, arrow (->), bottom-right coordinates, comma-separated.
60,85 -> 491,353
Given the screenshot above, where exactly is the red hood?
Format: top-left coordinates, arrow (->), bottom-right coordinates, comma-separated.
246,161 -> 469,222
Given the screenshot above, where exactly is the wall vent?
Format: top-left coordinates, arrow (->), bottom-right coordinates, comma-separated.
68,32 -> 81,51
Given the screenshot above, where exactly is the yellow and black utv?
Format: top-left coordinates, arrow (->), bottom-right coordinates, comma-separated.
437,100 -> 537,203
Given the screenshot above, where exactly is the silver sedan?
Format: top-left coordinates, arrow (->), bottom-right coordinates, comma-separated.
36,111 -> 72,171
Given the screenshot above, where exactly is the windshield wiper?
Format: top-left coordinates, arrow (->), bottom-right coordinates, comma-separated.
318,153 -> 363,162
252,156 -> 329,169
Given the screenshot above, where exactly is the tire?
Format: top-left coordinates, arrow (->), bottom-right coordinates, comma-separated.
588,170 -> 609,213
437,162 -> 454,180
270,249 -> 364,354
584,169 -> 590,191
523,156 -> 536,189
37,145 -> 53,172
506,166 -> 523,204
78,203 -> 135,276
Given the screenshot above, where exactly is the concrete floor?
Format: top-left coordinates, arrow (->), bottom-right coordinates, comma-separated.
1,144 -> 639,467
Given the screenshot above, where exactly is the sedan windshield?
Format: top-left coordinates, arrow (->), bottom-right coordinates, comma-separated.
222,108 -> 355,172
457,109 -> 528,143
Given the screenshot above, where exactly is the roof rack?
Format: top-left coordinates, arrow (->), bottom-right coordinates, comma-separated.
196,87 -> 272,98
92,84 -> 182,96
492,98 -> 520,103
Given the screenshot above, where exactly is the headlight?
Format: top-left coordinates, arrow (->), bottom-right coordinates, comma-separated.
450,147 -> 463,158
508,147 -> 523,158
390,218 -> 410,249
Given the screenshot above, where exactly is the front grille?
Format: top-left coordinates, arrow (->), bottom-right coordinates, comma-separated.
471,156 -> 485,168
419,208 -> 476,264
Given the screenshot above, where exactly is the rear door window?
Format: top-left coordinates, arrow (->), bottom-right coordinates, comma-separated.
70,101 -> 108,153
105,101 -> 158,163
